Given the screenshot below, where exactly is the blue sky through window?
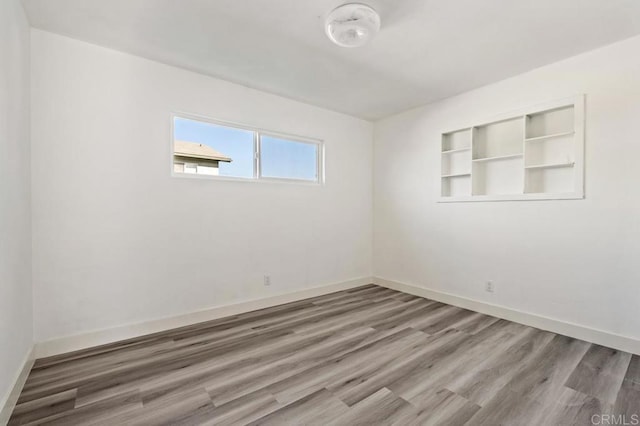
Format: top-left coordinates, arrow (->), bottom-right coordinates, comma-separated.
260,135 -> 317,181
174,117 -> 318,181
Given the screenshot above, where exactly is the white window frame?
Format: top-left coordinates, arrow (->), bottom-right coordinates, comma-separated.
171,113 -> 324,185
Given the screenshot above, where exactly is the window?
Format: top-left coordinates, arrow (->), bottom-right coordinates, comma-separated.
172,115 -> 322,183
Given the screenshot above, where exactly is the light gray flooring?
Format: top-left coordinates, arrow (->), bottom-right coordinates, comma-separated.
9,284 -> 640,425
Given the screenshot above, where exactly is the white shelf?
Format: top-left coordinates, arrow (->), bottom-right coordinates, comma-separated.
439,95 -> 584,201
525,162 -> 575,170
525,131 -> 575,143
472,153 -> 523,162
441,172 -> 471,178
441,147 -> 471,154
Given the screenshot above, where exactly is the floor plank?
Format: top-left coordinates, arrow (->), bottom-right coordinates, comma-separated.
402,388 -> 480,426
328,388 -> 417,425
565,344 -> 632,404
245,389 -> 349,426
613,355 -> 640,419
466,334 -> 592,425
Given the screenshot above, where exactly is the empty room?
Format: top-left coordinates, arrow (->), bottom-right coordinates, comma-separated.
2,0 -> 640,425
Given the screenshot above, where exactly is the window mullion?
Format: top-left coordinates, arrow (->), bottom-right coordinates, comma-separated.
255,131 -> 261,180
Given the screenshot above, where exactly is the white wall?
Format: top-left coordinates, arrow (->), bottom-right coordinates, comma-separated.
0,0 -> 32,410
31,30 -> 373,342
374,35 -> 640,342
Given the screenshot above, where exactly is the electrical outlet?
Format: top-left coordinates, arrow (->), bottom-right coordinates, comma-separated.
264,275 -> 271,286
485,281 -> 494,293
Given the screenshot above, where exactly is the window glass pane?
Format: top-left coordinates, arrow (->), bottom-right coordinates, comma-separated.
260,135 -> 318,181
173,117 -> 254,178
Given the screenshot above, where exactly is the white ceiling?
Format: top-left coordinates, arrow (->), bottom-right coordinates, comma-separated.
21,0 -> 640,120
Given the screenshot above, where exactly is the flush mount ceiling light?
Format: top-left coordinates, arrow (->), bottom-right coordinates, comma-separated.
325,3 -> 381,48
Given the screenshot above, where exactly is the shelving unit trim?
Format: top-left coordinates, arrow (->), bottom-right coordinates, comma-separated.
438,192 -> 584,203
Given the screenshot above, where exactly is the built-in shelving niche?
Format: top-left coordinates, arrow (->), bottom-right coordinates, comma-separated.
439,95 -> 584,202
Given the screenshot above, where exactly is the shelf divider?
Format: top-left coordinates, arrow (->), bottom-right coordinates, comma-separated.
525,131 -> 575,143
441,147 -> 471,154
472,153 -> 523,163
525,162 -> 575,170
441,172 -> 471,178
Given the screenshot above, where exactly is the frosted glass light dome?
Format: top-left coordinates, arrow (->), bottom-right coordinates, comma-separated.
325,3 -> 381,48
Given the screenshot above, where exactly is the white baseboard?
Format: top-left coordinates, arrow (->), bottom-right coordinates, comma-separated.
374,277 -> 640,355
34,277 -> 373,359
0,346 -> 35,426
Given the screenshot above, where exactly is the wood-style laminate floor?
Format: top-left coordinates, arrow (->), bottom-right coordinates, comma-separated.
9,285 -> 639,425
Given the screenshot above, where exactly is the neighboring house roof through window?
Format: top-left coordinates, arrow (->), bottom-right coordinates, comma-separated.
174,140 -> 232,162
